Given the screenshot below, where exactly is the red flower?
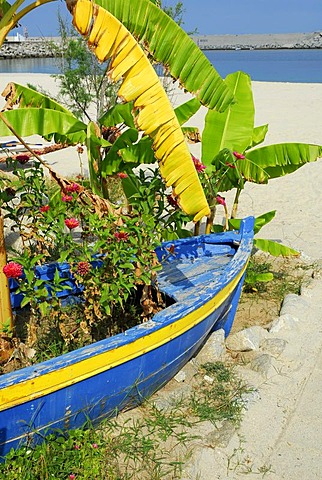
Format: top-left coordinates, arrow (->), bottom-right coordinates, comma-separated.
65,183 -> 80,193
167,194 -> 179,209
192,155 -> 206,173
77,261 -> 90,276
61,194 -> 73,202
15,154 -> 30,164
92,443 -> 98,449
233,151 -> 245,159
3,262 -> 23,279
225,162 -> 236,169
216,195 -> 226,206
65,218 -> 79,229
40,205 -> 50,212
69,475 -> 76,480
117,172 -> 128,179
114,231 -> 129,242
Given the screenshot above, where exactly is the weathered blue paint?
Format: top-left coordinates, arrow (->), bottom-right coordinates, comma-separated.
0,217 -> 254,458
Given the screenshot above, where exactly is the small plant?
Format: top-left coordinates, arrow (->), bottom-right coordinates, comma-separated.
0,159 -> 163,370
190,362 -> 251,426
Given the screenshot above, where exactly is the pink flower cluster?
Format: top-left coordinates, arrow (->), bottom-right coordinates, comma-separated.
114,231 -> 129,242
40,205 -> 50,213
77,261 -> 90,276
216,195 -> 226,207
192,155 -> 206,173
167,194 -> 179,209
62,194 -> 73,202
3,262 -> 23,279
233,151 -> 245,160
65,218 -> 79,230
65,183 -> 80,193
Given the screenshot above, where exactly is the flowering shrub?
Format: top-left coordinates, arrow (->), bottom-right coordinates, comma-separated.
0,160 -> 163,364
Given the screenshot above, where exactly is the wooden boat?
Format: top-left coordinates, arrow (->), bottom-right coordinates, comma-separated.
0,216 -> 254,458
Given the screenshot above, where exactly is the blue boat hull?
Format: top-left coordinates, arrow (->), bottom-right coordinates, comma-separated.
0,217 -> 254,458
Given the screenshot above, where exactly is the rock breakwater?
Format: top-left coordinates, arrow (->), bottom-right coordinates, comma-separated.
192,31 -> 322,50
0,37 -> 60,59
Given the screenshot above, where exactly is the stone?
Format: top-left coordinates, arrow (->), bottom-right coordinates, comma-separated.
260,337 -> 287,357
250,353 -> 274,376
205,420 -> 236,448
279,293 -> 308,319
174,370 -> 186,383
225,326 -> 269,352
269,313 -> 299,333
195,329 -> 226,363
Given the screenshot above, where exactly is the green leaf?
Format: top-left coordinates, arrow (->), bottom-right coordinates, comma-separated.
99,102 -> 136,128
202,71 -> 254,166
96,0 -> 234,111
1,82 -> 71,113
118,136 -> 156,167
174,97 -> 202,125
253,210 -> 276,234
86,121 -> 103,195
101,128 -> 139,176
241,143 -> 322,184
249,124 -> 269,148
245,272 -> 274,284
254,238 -> 300,257
0,108 -> 86,142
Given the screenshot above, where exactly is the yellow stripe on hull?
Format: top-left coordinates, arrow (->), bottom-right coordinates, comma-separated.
0,265 -> 247,412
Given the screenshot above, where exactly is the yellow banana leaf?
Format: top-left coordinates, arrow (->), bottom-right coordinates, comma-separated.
69,0 -> 210,221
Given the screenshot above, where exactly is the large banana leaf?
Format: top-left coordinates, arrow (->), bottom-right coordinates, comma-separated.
241,143 -> 322,184
91,0 -> 234,112
0,82 -> 88,143
254,238 -> 299,257
202,71 -> 254,166
69,0 -> 210,221
0,108 -> 86,140
1,82 -> 71,114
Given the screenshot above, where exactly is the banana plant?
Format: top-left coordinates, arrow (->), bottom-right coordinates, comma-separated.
0,81 -> 206,212
197,70 -> 322,254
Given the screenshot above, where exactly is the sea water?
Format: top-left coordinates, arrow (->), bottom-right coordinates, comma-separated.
0,49 -> 321,83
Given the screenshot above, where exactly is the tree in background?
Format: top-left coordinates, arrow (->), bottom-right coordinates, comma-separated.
49,12 -> 119,122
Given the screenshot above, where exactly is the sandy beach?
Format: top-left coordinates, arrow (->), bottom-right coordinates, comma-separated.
1,73 -> 322,259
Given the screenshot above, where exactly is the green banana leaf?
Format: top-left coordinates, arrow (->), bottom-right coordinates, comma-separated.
174,98 -> 202,126
202,71 -> 254,166
99,102 -> 136,129
0,108 -> 86,140
118,136 -> 156,167
1,82 -> 71,113
86,121 -> 105,195
254,238 -> 299,257
250,124 -> 269,148
242,143 -> 322,184
96,0 -> 234,112
229,210 -> 276,235
101,128 -> 139,176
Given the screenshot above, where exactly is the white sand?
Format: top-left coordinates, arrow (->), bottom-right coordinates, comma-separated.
1,74 -> 322,259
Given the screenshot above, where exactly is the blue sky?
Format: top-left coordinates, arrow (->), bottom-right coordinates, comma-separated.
17,0 -> 322,38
